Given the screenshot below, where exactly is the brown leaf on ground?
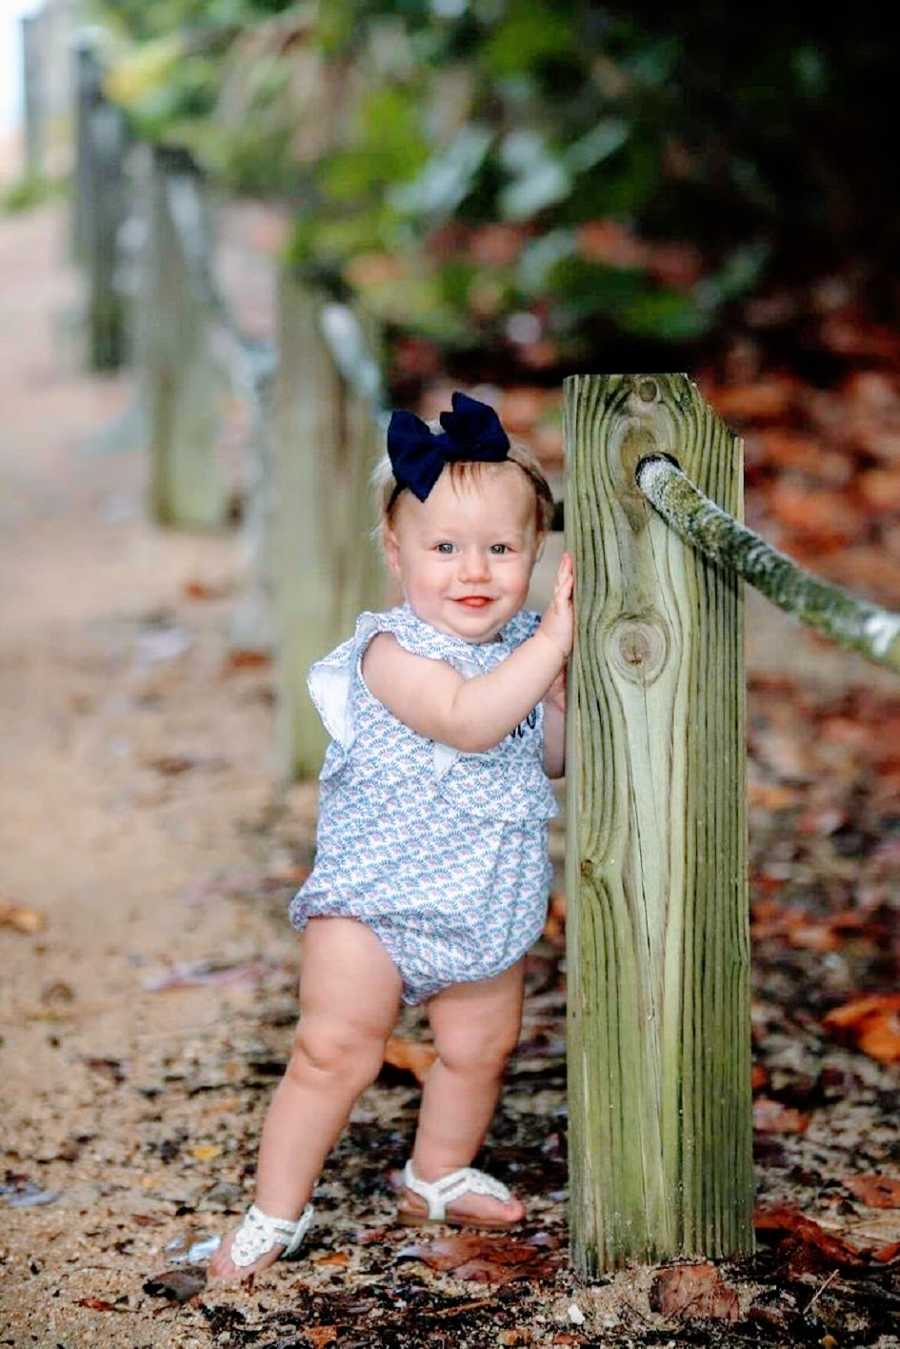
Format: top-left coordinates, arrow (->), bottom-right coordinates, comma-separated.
844,1176 -> 900,1209
397,1233 -> 556,1284
303,1327 -> 338,1347
703,377 -> 798,422
753,1097 -> 811,1134
183,579 -> 232,601
144,959 -> 273,992
750,1063 -> 768,1093
223,648 -> 271,672
0,901 -> 46,934
649,1262 -> 741,1322
83,1056 -> 127,1084
313,1250 -> 351,1267
74,1297 -> 131,1312
767,479 -> 861,551
754,1206 -> 868,1267
146,755 -> 196,776
750,901 -> 873,954
383,1035 -> 437,1083
823,994 -> 900,1064
542,891 -> 566,948
142,1268 -> 206,1302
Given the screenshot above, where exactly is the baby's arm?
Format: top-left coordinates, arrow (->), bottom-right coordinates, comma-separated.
364,556 -> 574,754
542,678 -> 566,778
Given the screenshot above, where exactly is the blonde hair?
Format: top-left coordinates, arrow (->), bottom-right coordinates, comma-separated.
371,434 -> 555,540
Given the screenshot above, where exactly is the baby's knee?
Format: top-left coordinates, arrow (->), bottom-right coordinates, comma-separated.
435,1023 -> 519,1078
288,1015 -> 385,1090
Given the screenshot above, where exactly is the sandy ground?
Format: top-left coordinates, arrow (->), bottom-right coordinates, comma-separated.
1,204 -> 897,1349
0,203 -> 314,1343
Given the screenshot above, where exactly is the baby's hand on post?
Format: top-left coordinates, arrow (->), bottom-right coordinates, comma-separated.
538,553 -> 574,660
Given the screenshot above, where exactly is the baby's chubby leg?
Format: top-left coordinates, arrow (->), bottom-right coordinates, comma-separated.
407,959 -> 526,1225
209,917 -> 402,1281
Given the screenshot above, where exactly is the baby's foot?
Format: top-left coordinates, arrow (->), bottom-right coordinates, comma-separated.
207,1229 -> 285,1284
400,1167 -> 525,1229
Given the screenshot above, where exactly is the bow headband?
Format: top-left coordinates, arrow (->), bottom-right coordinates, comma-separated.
386,391 -> 510,502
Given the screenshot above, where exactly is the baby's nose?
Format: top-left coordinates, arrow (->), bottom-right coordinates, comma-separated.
458,547 -> 491,580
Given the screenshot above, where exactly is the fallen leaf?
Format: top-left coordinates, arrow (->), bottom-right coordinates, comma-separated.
183,579 -> 232,601
83,1056 -> 127,1084
313,1250 -> 350,1267
649,1262 -> 741,1321
768,480 -> 860,551
748,782 -> 802,810
74,1298 -> 132,1312
41,980 -> 75,1006
397,1234 -> 555,1285
383,1036 -> 437,1083
144,959 -> 272,992
0,901 -> 46,934
224,649 -> 271,672
304,1328 -> 338,1347
754,1206 -> 867,1267
704,378 -> 797,422
823,993 -> 900,1029
823,994 -> 900,1064
142,1268 -> 206,1303
844,1176 -> 900,1209
542,891 -> 567,947
753,1098 -> 810,1134
146,755 -> 196,776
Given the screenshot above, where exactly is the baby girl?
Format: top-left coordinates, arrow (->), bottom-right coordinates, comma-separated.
210,391 -> 573,1280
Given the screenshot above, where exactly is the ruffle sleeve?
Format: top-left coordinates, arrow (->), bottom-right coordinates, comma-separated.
307,606 -> 479,763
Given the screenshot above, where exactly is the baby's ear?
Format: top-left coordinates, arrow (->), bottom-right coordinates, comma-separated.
382,523 -> 402,577
533,531 -> 547,563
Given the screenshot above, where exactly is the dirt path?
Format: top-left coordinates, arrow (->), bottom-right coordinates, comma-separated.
0,203 -> 314,1343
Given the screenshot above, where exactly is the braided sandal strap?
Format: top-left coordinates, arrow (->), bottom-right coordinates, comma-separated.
403,1161 -> 511,1221
231,1202 -> 314,1268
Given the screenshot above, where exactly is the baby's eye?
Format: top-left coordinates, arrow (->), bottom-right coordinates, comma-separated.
490,543 -> 511,555
435,541 -> 455,554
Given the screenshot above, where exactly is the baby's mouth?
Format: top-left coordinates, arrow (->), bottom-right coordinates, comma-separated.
456,596 -> 493,608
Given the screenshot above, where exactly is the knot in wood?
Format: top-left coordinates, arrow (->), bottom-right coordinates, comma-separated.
608,617 -> 668,685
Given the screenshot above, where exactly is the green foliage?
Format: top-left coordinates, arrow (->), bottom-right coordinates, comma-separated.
1,174 -> 68,214
91,0 -> 897,361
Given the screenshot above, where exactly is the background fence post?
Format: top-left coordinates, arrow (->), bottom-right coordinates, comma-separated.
564,373 -> 753,1274
20,13 -> 44,180
271,273 -> 385,781
136,144 -> 229,528
72,34 -> 128,370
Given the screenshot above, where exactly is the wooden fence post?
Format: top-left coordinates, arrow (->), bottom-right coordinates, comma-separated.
564,373 -> 753,1274
73,35 -> 128,370
20,13 -> 43,180
136,145 -> 229,528
271,273 -> 386,780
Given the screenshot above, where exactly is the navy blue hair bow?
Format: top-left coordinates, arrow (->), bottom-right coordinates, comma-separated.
387,391 -> 510,502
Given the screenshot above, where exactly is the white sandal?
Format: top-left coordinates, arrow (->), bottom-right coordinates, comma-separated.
230,1201 -> 315,1268
398,1159 -> 520,1230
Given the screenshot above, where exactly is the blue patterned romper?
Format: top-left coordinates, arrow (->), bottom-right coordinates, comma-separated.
289,603 -> 557,1005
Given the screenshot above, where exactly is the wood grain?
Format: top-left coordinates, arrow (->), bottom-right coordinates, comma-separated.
564,373 -> 752,1272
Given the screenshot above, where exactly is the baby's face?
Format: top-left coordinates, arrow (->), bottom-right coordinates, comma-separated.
384,463 -> 544,643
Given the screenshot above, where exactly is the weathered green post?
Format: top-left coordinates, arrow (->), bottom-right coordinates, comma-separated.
564,373 -> 753,1274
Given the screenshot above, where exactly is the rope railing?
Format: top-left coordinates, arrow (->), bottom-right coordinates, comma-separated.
636,453 -> 900,676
